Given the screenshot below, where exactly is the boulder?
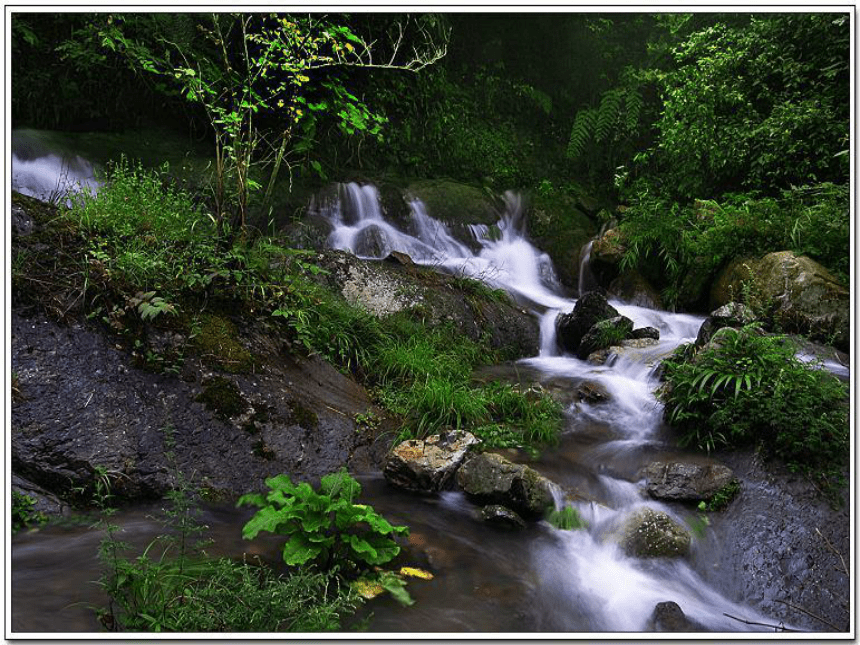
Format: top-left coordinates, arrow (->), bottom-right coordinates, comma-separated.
709,256 -> 758,310
712,252 -> 849,351
384,430 -> 480,494
643,461 -> 735,502
695,302 -> 756,347
575,381 -> 611,404
480,504 -> 526,529
608,270 -> 664,310
650,601 -> 703,632
577,315 -> 635,359
353,224 -> 390,258
555,292 -> 620,355
629,326 -> 661,341
618,508 -> 691,558
313,250 -> 540,358
456,452 -> 556,519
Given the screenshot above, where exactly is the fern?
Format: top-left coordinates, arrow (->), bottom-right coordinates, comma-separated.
567,86 -> 644,160
595,90 -> 622,142
567,108 -> 596,159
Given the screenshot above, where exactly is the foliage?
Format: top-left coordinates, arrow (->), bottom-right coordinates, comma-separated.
660,326 -> 848,494
635,14 -> 849,200
237,469 -> 408,572
545,506 -> 588,531
617,182 -> 850,307
91,13 -> 448,229
94,460 -> 361,632
699,480 -> 741,512
369,323 -> 562,450
12,491 -> 47,532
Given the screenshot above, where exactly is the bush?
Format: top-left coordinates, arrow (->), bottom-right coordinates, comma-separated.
660,326 -> 848,492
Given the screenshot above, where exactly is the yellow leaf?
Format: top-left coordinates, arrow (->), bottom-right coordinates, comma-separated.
352,580 -> 385,599
399,566 -> 434,580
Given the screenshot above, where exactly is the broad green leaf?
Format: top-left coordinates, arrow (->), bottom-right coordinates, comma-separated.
282,534 -> 322,566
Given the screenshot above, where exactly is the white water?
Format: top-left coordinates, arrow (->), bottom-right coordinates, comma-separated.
322,182 -> 792,633
12,130 -> 101,202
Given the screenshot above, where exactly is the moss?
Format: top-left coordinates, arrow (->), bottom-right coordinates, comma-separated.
252,440 -> 276,460
195,377 -> 246,420
289,399 -> 319,430
193,314 -> 255,373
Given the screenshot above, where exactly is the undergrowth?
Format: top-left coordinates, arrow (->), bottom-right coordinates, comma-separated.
660,325 -> 848,500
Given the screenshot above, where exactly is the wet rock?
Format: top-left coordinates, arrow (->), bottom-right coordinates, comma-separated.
480,504 -> 526,529
618,508 -> 691,558
384,251 -> 414,266
608,270 -> 663,310
11,202 -> 35,237
11,310 -> 378,503
577,315 -> 634,359
406,179 -> 500,227
12,473 -> 70,517
456,452 -> 555,520
712,251 -> 849,351
555,291 -> 620,355
650,601 -> 703,632
384,430 -> 480,494
313,250 -> 539,358
575,381 -> 611,404
695,302 -> 756,347
353,224 -> 389,258
630,326 -> 660,341
643,461 -> 735,502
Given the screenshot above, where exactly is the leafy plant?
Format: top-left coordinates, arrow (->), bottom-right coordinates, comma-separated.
238,469 -> 408,572
12,491 -> 47,532
660,326 -> 848,497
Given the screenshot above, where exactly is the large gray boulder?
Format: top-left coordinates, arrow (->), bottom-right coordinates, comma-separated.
618,508 -> 691,558
643,461 -> 735,502
711,251 -> 849,351
555,291 -> 620,355
456,452 -> 556,520
383,430 -> 480,494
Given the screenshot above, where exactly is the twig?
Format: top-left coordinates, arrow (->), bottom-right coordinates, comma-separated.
774,599 -> 843,632
815,527 -> 849,576
723,612 -> 801,632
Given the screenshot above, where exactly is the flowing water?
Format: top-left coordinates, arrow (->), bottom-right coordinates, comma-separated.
12,160 -> 795,634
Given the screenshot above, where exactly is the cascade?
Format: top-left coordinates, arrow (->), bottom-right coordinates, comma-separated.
12,130 -> 100,203
11,164 -> 812,634
319,181 -> 789,632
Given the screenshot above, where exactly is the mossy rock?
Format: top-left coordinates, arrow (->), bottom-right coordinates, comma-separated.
619,508 -> 691,558
195,376 -> 247,420
193,314 -> 255,373
406,179 -> 500,226
528,193 -> 597,290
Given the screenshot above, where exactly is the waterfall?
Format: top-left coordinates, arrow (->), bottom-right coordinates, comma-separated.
577,240 -> 598,296
318,182 -> 792,633
12,129 -> 100,203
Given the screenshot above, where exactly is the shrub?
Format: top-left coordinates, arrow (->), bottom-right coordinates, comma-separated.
660,326 -> 848,493
12,491 -> 46,532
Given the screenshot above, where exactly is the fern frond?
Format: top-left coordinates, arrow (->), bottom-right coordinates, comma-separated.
567,108 -> 596,160
624,89 -> 643,133
595,90 -> 622,142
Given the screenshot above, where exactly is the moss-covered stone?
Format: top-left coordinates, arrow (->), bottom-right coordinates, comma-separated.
195,376 -> 247,420
193,314 -> 255,373
406,179 -> 500,226
619,508 -> 691,558
528,194 -> 597,290
289,399 -> 319,430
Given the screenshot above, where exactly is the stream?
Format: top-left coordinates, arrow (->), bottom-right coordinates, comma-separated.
11,148 -> 796,634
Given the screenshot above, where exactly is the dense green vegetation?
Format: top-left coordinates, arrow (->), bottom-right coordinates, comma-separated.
61,159 -> 564,454
660,326 -> 849,495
